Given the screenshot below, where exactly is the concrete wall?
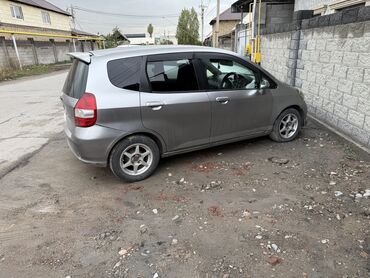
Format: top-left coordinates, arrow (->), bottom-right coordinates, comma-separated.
266,3 -> 295,25
0,0 -> 71,31
260,31 -> 294,84
0,36 -> 98,68
260,6 -> 370,149
212,20 -> 240,38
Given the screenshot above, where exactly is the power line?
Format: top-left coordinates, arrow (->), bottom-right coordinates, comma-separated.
206,6 -> 216,17
72,6 -> 179,18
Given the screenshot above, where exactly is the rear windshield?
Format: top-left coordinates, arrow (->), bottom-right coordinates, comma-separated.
63,59 -> 89,99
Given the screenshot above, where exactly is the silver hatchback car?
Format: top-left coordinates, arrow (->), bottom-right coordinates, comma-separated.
61,45 -> 307,182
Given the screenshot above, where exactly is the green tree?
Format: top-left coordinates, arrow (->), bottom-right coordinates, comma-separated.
176,7 -> 201,45
104,27 -> 126,48
147,23 -> 154,38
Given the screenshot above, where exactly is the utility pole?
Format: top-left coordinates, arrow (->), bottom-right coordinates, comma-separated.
70,5 -> 76,29
200,0 -> 207,43
215,0 -> 220,48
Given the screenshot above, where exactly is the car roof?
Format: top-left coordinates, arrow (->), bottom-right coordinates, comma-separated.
89,45 -> 240,61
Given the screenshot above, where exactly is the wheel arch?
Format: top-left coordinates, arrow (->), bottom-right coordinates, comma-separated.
107,131 -> 166,165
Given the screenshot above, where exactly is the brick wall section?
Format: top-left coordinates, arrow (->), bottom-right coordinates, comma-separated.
260,6 -> 370,149
297,22 -> 370,147
260,32 -> 292,83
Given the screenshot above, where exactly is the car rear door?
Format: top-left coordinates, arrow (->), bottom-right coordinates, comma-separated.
140,53 -> 211,152
195,52 -> 273,143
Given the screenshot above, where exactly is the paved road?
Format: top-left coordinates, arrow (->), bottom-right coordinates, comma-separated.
0,71 -> 68,177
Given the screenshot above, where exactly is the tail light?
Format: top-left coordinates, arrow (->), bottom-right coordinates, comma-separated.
74,93 -> 97,127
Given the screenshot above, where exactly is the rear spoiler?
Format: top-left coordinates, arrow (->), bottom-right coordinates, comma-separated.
67,52 -> 92,64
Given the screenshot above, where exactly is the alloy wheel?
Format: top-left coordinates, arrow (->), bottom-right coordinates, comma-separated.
279,113 -> 299,139
119,143 -> 153,176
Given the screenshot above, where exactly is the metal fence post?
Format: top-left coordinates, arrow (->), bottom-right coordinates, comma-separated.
1,36 -> 11,67
72,38 -> 76,51
28,38 -> 38,65
50,39 -> 58,63
11,35 -> 22,69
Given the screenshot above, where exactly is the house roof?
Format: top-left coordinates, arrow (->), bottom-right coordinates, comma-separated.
11,0 -> 70,16
124,33 -> 146,38
71,28 -> 97,37
209,7 -> 243,25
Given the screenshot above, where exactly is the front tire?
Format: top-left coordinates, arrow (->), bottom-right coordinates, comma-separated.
109,135 -> 160,182
269,108 -> 302,142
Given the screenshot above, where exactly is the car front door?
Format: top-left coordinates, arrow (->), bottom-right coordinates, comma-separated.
195,53 -> 273,143
140,53 -> 211,152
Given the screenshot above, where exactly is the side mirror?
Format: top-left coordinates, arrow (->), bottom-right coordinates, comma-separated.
260,78 -> 270,89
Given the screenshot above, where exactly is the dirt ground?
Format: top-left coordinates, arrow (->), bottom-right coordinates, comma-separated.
0,120 -> 369,278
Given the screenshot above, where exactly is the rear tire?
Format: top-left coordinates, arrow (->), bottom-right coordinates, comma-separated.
109,135 -> 160,182
269,108 -> 302,142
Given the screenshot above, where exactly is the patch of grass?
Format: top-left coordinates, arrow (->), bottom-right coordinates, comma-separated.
0,62 -> 71,82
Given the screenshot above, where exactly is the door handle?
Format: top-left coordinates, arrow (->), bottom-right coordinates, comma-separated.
216,97 -> 230,104
146,101 -> 165,111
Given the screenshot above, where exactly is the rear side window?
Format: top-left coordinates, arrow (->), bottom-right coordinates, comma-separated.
107,57 -> 141,91
146,59 -> 198,92
63,59 -> 89,99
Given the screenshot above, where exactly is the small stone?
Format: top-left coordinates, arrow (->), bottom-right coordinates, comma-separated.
119,249 -> 127,256
360,251 -> 369,259
140,224 -> 147,234
255,235 -> 263,240
152,209 -> 158,214
153,273 -> 159,278
268,157 -> 289,165
113,262 -> 121,269
363,189 -> 370,198
355,193 -> 363,199
329,181 -> 336,186
336,214 -> 341,220
334,191 -> 343,197
321,239 -> 329,244
271,243 -> 280,252
179,178 -> 185,183
172,215 -> 179,221
171,239 -> 178,245
168,173 -> 172,177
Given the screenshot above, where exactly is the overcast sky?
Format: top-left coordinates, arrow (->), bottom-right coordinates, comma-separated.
47,0 -> 236,38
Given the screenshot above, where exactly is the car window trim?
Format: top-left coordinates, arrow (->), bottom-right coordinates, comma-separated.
144,53 -> 204,94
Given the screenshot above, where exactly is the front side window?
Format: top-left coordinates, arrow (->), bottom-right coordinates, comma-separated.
10,5 -> 23,19
107,57 -> 141,91
42,11 -> 51,24
200,57 -> 257,90
147,59 -> 198,92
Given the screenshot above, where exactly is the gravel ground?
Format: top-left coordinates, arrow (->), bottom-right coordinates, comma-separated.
0,120 -> 369,278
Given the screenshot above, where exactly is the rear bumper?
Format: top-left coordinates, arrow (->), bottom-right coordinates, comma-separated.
64,123 -> 123,167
